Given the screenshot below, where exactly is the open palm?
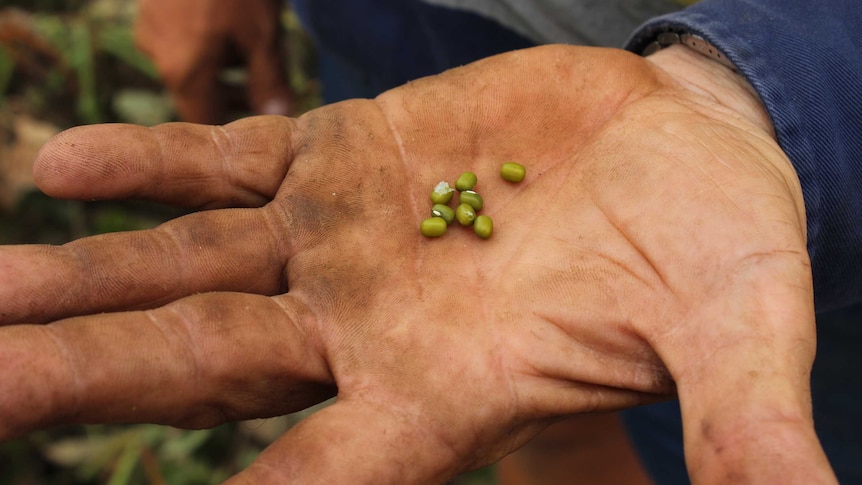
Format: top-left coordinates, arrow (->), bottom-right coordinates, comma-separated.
0,45 -> 834,483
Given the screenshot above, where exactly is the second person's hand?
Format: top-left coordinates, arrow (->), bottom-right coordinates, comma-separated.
135,0 -> 294,123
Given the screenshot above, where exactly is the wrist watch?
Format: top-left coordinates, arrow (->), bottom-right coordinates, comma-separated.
642,31 -> 738,72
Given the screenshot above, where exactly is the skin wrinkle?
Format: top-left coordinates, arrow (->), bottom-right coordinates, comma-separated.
669,120 -> 741,172
163,296 -> 288,428
41,325 -> 83,427
676,94 -> 781,179
593,199 -> 674,298
675,333 -> 771,388
149,125 -> 174,197
113,233 -> 177,304
61,246 -> 99,309
18,246 -> 79,323
697,406 -> 813,471
532,308 -> 673,394
680,124 -> 757,182
743,143 -> 808,233
271,194 -> 330,253
235,271 -> 278,296
480,237 -> 538,432
303,260 -> 382,365
577,200 -> 693,356
146,305 -> 216,426
149,224 -> 192,301
646,46 -> 775,139
222,129 -> 273,206
259,205 -> 292,292
595,248 -> 658,294
210,124 -> 236,199
500,339 -> 524,465
523,377 -> 664,416
658,117 -> 805,241
370,98 -> 429,275
270,294 -> 330,384
494,197 -> 546,285
530,309 -> 607,374
356,395 -> 463,478
238,118 -> 295,208
682,138 -> 754,220
476,289 -> 524,457
667,246 -> 813,387
487,141 -> 592,283
224,212 -> 283,295
57,244 -> 123,317
654,260 -> 810,402
659,113 -> 738,184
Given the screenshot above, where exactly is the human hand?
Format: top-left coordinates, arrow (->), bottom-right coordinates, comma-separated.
134,0 -> 293,124
0,45 -> 836,483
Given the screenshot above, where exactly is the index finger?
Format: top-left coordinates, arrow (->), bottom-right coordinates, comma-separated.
0,292 -> 333,439
33,116 -> 296,209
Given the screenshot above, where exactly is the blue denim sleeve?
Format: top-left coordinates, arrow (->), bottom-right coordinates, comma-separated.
625,0 -> 862,313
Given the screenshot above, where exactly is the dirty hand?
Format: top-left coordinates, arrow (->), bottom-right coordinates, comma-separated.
0,45 -> 835,483
135,0 -> 293,124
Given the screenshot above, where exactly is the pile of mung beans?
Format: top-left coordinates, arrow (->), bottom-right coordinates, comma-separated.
420,162 -> 526,239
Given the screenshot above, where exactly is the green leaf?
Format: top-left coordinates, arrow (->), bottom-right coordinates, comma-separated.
96,25 -> 158,80
106,438 -> 141,485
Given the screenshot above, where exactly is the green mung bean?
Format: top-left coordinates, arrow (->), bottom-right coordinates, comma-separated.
420,217 -> 448,237
455,204 -> 476,226
431,204 -> 455,224
473,215 -> 493,239
455,171 -> 477,192
500,162 -> 526,183
459,190 -> 484,211
430,181 -> 455,204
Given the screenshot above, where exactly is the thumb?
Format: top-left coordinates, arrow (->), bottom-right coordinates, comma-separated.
660,256 -> 837,483
224,400 -> 464,484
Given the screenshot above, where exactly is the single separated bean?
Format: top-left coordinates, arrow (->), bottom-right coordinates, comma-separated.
431,204 -> 455,224
430,181 -> 455,204
420,217 -> 448,237
500,162 -> 526,183
459,190 -> 483,211
474,215 -> 493,239
455,171 -> 477,192
455,203 -> 476,226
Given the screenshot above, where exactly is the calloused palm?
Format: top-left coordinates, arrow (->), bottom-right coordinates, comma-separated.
0,45 -> 834,483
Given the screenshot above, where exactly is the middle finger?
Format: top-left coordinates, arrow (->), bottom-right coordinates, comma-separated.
0,207 -> 287,324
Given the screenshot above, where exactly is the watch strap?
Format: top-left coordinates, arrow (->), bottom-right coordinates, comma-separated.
642,31 -> 737,72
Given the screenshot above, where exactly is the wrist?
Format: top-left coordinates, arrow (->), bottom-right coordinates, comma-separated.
645,44 -> 775,138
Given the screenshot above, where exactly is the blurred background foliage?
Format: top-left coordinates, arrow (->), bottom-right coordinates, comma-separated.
0,1 -> 493,483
